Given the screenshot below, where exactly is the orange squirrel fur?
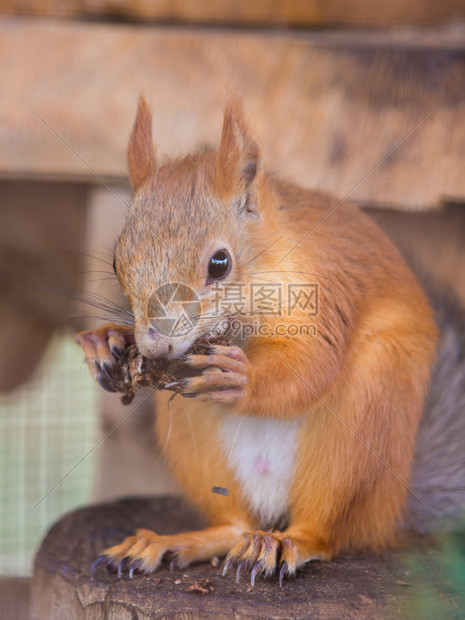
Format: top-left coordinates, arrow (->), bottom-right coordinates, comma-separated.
77,97 -> 438,585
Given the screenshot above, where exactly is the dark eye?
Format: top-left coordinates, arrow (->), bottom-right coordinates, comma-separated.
207,249 -> 231,283
112,256 -> 117,276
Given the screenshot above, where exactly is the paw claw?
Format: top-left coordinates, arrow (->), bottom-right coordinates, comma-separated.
90,555 -> 108,579
222,555 -> 234,576
96,374 -> 117,393
117,557 -> 129,578
236,560 -> 245,584
250,562 -> 262,587
279,562 -> 287,588
96,362 -> 120,390
110,345 -> 125,358
129,559 -> 141,579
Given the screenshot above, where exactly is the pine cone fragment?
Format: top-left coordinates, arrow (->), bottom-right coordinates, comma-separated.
119,335 -> 230,405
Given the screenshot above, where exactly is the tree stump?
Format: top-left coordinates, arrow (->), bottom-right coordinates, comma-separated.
31,496 -> 454,619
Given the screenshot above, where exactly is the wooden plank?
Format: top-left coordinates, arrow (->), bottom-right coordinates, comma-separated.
3,0 -> 465,27
32,496 -> 462,619
1,18 -> 465,209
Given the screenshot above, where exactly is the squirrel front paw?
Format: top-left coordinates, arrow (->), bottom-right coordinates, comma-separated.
168,344 -> 251,405
75,323 -> 135,394
76,324 -> 181,403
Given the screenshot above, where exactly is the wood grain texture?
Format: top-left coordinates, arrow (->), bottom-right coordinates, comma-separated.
3,0 -> 465,26
1,18 -> 465,210
31,496 -> 460,619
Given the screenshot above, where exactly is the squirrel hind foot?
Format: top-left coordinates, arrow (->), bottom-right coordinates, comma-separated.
223,530 -> 299,588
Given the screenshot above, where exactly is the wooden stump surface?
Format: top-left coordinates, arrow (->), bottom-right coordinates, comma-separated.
30,496 -> 459,619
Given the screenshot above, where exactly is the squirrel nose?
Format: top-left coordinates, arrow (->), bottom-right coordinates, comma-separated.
148,328 -> 173,356
136,328 -> 173,359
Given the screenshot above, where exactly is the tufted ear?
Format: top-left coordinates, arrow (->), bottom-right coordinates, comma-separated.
127,95 -> 157,191
216,98 -> 261,208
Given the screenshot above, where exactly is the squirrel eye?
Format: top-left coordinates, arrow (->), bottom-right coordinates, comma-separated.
207,249 -> 231,283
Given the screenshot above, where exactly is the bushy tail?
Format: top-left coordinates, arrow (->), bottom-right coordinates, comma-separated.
406,282 -> 465,533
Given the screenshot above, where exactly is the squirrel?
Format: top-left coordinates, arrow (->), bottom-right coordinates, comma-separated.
76,96 -> 463,587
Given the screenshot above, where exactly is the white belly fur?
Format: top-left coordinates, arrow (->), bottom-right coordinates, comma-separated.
218,414 -> 301,528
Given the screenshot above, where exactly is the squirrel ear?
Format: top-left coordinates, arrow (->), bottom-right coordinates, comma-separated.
127,95 -> 157,191
216,98 -> 261,202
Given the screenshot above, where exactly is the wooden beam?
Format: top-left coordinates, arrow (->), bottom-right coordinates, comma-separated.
1,18 -> 465,209
3,0 -> 465,27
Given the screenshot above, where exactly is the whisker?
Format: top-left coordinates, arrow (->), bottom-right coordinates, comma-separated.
78,252 -> 114,267
15,277 -> 135,326
23,312 -> 133,326
21,249 -> 115,268
84,277 -> 121,285
78,270 -> 115,277
73,288 -> 133,315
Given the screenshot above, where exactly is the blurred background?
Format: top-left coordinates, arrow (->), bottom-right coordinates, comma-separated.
0,1 -> 464,617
